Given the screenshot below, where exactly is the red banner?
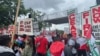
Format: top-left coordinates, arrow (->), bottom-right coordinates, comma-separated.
82,11 -> 92,39
91,5 -> 100,40
69,13 -> 77,37
8,25 -> 14,35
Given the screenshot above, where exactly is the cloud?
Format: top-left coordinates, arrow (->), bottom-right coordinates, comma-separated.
77,0 -> 96,13
23,0 -> 64,9
23,0 -> 67,13
23,0 -> 97,30
23,0 -> 96,14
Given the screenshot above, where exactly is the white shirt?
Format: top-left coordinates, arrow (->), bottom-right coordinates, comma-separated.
68,38 -> 77,54
68,38 -> 75,46
45,35 -> 53,42
76,37 -> 87,46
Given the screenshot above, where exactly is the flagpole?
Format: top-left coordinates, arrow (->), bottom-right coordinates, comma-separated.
10,0 -> 21,48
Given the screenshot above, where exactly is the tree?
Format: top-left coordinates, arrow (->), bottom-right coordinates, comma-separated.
23,7 -> 52,31
28,9 -> 44,31
0,0 -> 29,27
29,9 -> 52,31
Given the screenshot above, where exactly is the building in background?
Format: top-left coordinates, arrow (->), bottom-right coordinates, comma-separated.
97,0 -> 100,5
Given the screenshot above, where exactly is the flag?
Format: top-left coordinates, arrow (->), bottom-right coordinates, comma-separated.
88,34 -> 100,56
86,25 -> 100,56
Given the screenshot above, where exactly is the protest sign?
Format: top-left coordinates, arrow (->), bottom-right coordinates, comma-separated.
67,8 -> 77,37
18,19 -> 33,35
91,5 -> 100,40
82,11 -> 92,38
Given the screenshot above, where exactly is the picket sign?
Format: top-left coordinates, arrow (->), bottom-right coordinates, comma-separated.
81,11 -> 92,39
67,8 -> 78,38
18,19 -> 33,35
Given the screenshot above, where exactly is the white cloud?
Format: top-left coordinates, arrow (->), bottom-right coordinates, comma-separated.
23,0 -> 96,14
77,0 -> 96,13
23,0 -> 64,13
23,0 -> 97,30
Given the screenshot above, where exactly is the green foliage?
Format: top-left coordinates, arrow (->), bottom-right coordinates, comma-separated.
38,22 -> 43,31
29,9 -> 46,31
56,29 -> 64,34
0,0 -> 29,28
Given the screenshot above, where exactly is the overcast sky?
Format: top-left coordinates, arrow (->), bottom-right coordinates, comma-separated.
23,0 -> 97,30
23,0 -> 96,14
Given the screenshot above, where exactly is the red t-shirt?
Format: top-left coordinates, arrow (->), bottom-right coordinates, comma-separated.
35,36 -> 48,54
50,41 -> 65,56
79,43 -> 88,50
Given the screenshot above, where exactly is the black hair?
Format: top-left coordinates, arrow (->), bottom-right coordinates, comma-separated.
22,34 -> 27,39
29,35 -> 35,39
0,35 -> 11,46
14,34 -> 18,39
68,34 -> 73,38
29,35 -> 36,53
53,35 -> 61,42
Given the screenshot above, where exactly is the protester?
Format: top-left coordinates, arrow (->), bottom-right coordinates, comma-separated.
76,34 -> 88,56
13,41 -> 21,56
64,34 -> 77,56
0,35 -> 15,56
21,37 -> 33,56
14,34 -> 28,56
50,36 -> 65,56
20,34 -> 27,49
30,35 -> 36,56
14,34 -> 18,40
45,32 -> 53,49
62,33 -> 68,44
12,34 -> 19,55
51,31 -> 57,41
35,33 -> 48,56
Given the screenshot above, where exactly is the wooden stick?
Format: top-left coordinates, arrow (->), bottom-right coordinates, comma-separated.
10,0 -> 21,48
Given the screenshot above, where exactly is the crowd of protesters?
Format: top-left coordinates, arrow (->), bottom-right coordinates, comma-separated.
0,31 -> 91,56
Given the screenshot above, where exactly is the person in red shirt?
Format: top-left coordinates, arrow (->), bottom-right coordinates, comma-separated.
50,36 -> 65,56
35,34 -> 48,56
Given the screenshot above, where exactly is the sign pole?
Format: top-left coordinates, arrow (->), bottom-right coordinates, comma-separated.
10,0 -> 21,48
